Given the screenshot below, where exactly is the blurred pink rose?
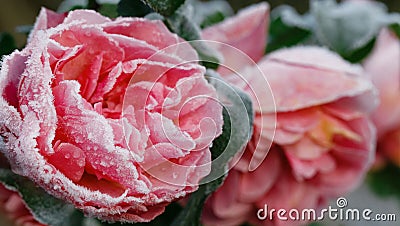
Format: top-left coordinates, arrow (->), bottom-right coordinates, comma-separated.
201,4 -> 377,226
0,8 -> 223,223
363,28 -> 400,166
0,184 -> 44,226
378,129 -> 400,167
364,29 -> 400,137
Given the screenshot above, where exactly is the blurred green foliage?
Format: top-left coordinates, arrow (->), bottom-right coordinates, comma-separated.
367,163 -> 400,201
0,32 -> 17,56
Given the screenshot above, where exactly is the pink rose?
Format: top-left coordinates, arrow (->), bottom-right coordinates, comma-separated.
0,8 -> 223,222
363,28 -> 400,166
0,184 -> 44,226
201,5 -> 377,226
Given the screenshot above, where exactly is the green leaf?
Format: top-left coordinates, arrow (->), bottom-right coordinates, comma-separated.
189,0 -> 234,29
202,69 -> 253,183
266,5 -> 312,53
170,69 -> 254,226
388,13 -> 400,38
0,168 -> 84,226
367,164 -> 400,200
59,0 -> 118,15
344,37 -> 376,63
98,3 -> 118,18
58,0 -> 88,12
141,0 -> 185,17
117,0 -> 153,17
170,185 -> 210,226
87,0 -> 100,10
0,33 -> 17,56
200,12 -> 225,29
92,203 -> 183,226
308,223 -> 325,226
311,0 -> 398,62
165,5 -> 222,69
390,22 -> 400,38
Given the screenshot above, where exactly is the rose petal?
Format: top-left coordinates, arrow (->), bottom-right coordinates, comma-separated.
277,108 -> 320,133
0,51 -> 28,108
286,152 -> 336,180
284,136 -> 329,160
51,26 -> 125,102
29,8 -> 67,42
52,81 -> 149,195
146,148 -> 211,194
259,47 -> 376,112
63,9 -> 111,25
47,142 -> 85,182
202,2 -> 269,75
239,149 -> 281,202
104,18 -> 198,61
212,171 -> 252,219
16,33 -> 57,155
146,112 -> 196,151
364,28 -> 400,136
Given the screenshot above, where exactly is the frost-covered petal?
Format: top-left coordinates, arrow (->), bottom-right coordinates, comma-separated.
29,7 -> 67,42
52,81 -> 149,195
47,142 -> 85,182
103,18 -> 198,61
63,9 -> 111,25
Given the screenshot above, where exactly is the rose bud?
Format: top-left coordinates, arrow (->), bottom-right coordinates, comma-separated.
0,8 -> 223,223
201,4 -> 377,226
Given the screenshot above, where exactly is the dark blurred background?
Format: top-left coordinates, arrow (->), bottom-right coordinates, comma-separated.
0,0 -> 399,47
